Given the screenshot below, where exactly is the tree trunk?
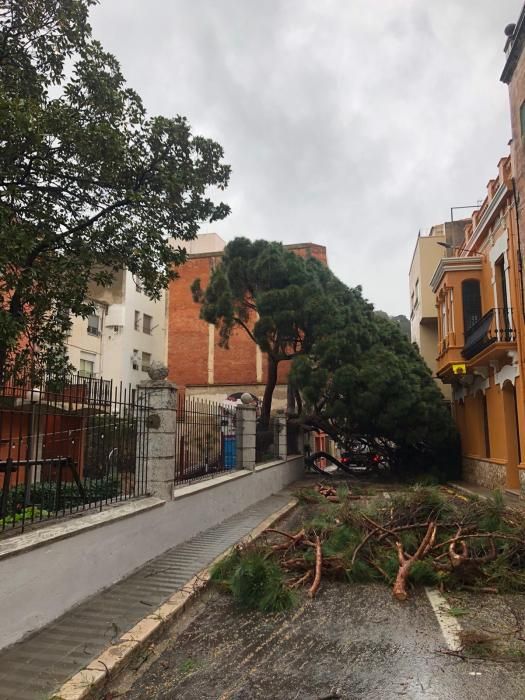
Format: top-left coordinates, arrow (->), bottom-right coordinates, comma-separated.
261,355 -> 279,429
287,381 -> 296,414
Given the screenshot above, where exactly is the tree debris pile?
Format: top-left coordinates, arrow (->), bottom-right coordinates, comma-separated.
211,485 -> 525,612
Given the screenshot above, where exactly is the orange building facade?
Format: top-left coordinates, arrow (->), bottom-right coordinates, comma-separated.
431,155 -> 525,492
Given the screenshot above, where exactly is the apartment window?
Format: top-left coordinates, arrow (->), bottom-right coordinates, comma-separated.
87,314 -> 100,336
134,310 -> 140,331
143,313 -> 152,335
141,352 -> 152,371
135,278 -> 143,293
462,279 -> 482,334
441,301 -> 447,338
132,350 -> 139,371
414,279 -> 419,307
521,101 -> 525,138
79,358 -> 94,377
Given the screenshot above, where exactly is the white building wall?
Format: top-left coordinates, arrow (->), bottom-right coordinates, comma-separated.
67,271 -> 167,390
66,302 -> 106,377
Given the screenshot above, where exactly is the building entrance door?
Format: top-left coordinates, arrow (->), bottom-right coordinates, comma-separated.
502,381 -> 521,490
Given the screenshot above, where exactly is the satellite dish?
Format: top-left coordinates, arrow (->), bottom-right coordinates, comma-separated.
505,23 -> 516,38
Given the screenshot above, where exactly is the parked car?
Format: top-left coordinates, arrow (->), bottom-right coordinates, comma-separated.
339,441 -> 389,472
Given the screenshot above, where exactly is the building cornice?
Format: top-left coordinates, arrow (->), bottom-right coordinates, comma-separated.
467,181 -> 509,250
430,257 -> 483,293
501,3 -> 525,84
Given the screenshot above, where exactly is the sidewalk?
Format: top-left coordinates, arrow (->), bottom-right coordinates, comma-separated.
447,480 -> 525,509
0,492 -> 295,700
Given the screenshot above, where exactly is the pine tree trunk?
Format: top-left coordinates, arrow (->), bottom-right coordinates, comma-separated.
261,356 -> 278,429
287,381 -> 296,414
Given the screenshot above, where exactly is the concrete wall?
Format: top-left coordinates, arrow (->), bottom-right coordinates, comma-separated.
0,455 -> 303,650
409,229 -> 453,401
103,271 -> 167,388
67,301 -> 106,377
409,229 -> 446,342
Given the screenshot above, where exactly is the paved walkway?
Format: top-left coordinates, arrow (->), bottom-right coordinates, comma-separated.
0,493 -> 291,700
448,480 -> 525,509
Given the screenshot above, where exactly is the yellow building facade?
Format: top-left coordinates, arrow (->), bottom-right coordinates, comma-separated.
431,156 -> 525,493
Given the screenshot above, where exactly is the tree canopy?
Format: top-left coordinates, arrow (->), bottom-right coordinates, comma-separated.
192,238 -> 349,426
292,308 -> 460,479
194,236 -> 458,478
0,0 -> 230,378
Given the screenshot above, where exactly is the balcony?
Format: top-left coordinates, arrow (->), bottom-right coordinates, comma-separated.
462,308 -> 516,361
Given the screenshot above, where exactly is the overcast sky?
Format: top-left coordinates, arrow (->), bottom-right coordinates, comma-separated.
90,0 -> 522,316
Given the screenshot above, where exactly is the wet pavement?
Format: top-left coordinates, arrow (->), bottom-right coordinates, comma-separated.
114,582 -> 525,700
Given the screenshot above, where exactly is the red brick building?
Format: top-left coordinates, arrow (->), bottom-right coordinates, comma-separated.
167,234 -> 327,407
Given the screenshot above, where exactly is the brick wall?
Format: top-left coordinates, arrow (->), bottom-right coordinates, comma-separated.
167,241 -> 327,392
214,324 -> 258,385
167,255 -> 213,386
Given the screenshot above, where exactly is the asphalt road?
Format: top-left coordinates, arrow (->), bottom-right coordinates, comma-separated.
114,582 -> 525,700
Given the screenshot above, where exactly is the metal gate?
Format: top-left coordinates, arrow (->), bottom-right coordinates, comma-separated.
174,395 -> 236,485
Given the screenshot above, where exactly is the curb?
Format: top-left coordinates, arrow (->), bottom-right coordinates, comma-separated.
51,497 -> 298,700
445,482 -> 486,500
446,481 -> 524,507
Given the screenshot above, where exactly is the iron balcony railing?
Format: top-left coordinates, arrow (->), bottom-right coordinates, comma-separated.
462,307 -> 516,360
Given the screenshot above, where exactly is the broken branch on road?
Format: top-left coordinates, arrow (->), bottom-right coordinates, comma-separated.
210,484 -> 525,611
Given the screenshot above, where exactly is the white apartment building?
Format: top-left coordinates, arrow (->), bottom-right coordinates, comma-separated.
67,268 -> 167,391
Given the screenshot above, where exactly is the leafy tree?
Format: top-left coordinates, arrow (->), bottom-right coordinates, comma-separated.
376,311 -> 411,340
191,238 -> 349,427
292,297 -> 460,480
0,0 -> 230,379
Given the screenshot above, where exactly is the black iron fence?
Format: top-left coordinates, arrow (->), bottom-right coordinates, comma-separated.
174,396 -> 235,485
256,417 -> 283,464
0,371 -> 149,535
463,307 -> 516,359
286,420 -> 301,455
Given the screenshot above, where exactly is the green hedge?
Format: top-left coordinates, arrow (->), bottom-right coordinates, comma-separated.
6,478 -> 121,514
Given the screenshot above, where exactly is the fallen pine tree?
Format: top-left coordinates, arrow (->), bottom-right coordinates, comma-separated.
210,485 -> 525,611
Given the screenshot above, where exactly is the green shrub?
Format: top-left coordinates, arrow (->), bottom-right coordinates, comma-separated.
6,478 -> 120,514
347,559 -> 376,583
210,548 -> 243,583
226,548 -> 295,613
478,491 -> 505,532
408,560 -> 439,586
3,506 -> 49,525
322,525 -> 361,557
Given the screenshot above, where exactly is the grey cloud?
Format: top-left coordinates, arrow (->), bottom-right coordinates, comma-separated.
90,0 -> 523,314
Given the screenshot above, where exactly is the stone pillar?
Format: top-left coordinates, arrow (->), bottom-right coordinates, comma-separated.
137,362 -> 177,501
274,411 -> 287,459
236,396 -> 257,471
